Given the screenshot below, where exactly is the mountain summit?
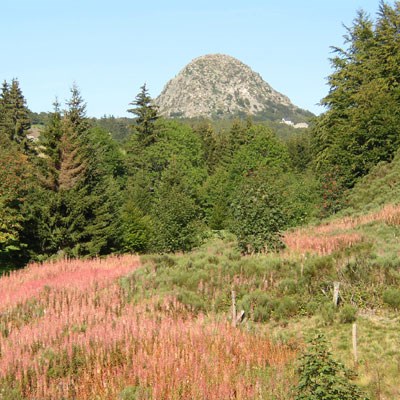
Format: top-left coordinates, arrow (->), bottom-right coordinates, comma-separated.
155,54 -> 312,122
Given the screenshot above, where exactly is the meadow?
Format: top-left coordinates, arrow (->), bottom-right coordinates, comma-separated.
0,255 -> 295,400
2,202 -> 400,399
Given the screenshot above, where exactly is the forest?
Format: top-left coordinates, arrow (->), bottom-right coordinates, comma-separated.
1,2 -> 400,399
2,2 -> 400,269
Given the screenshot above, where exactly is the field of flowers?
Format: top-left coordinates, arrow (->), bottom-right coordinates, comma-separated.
0,255 -> 296,399
283,203 -> 400,255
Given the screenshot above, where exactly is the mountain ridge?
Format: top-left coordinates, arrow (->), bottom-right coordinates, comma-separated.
155,54 -> 312,122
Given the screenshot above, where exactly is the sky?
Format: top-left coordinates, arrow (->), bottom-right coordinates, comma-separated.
1,0 -> 387,118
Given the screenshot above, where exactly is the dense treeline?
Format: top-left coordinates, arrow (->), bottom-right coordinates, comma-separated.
2,1 -> 400,270
313,1 -> 400,211
0,81 -> 319,269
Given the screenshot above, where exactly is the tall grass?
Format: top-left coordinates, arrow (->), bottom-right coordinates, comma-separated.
0,255 -> 296,399
283,204 -> 400,255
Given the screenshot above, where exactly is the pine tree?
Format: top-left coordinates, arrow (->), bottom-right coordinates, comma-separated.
31,85 -> 90,256
295,334 -> 368,400
0,139 -> 33,268
58,84 -> 89,191
33,86 -> 124,257
38,100 -> 63,190
312,3 -> 400,194
127,84 -> 159,145
0,79 -> 31,153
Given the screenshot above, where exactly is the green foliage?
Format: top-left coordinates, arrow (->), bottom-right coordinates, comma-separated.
93,115 -> 132,143
295,333 -> 368,400
346,149 -> 400,213
27,86 -> 124,259
229,166 -> 319,253
120,201 -> 152,253
339,305 -> 357,324
286,129 -> 313,172
0,140 -> 33,268
275,296 -> 298,320
317,303 -> 336,327
127,84 -> 159,145
319,167 -> 347,217
382,288 -> 400,310
229,167 -> 288,253
124,119 -> 207,253
150,158 -> 205,252
0,79 -> 31,153
312,4 -> 400,192
119,385 -> 151,400
238,290 -> 274,322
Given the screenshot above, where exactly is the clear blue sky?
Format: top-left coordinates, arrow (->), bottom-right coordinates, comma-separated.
1,0 -> 386,117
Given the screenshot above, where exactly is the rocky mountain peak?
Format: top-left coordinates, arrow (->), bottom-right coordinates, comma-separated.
155,54 -> 311,122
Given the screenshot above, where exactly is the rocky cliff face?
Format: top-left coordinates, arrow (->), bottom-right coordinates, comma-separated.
155,54 -> 311,122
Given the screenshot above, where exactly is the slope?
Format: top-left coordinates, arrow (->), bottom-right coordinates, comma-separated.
155,54 -> 313,123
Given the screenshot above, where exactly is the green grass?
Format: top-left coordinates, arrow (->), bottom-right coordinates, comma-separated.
116,195 -> 400,400
345,149 -> 400,214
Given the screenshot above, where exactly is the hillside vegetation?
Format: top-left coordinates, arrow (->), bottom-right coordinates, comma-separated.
0,255 -> 296,399
2,1 -> 400,399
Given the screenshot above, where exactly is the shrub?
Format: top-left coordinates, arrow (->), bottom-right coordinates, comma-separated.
238,290 -> 273,322
305,300 -> 319,316
274,296 -> 298,320
295,333 -> 368,400
176,288 -> 206,313
317,303 -> 336,326
278,278 -> 298,295
339,304 -> 357,324
229,167 -> 289,254
383,288 -> 400,310
119,385 -> 151,400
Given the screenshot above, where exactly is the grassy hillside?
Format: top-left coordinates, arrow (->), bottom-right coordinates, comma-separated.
0,255 -> 296,399
124,198 -> 400,399
3,152 -> 400,398
345,149 -> 400,214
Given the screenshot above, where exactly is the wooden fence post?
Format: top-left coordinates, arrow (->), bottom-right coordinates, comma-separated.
333,282 -> 340,307
352,322 -> 358,367
231,290 -> 237,327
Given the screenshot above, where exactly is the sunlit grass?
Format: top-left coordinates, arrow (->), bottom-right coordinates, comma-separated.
0,254 -> 296,399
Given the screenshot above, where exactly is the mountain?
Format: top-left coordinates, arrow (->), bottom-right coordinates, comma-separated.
155,54 -> 313,123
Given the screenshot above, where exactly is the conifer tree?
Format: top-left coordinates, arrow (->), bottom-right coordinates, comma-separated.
127,84 -> 159,145
33,85 -> 124,257
312,3 -> 400,194
0,137 -> 33,268
58,84 -> 89,191
38,100 -> 62,190
0,79 -> 31,153
295,334 -> 368,400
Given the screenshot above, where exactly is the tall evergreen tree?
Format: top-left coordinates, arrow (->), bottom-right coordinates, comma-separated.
312,3 -> 400,196
38,100 -> 63,190
127,84 -> 159,145
0,138 -> 33,268
0,79 -> 31,153
31,85 -> 124,258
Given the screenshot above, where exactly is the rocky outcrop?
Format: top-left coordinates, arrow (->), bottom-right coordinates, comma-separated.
155,54 -> 311,122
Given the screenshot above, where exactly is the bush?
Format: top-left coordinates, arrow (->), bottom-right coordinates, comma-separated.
274,296 -> 298,320
278,278 -> 298,295
339,304 -> 357,324
238,290 -> 273,322
305,301 -> 319,316
176,288 -> 206,313
229,167 -> 289,254
119,385 -> 151,400
383,288 -> 400,310
317,303 -> 336,326
295,333 -> 368,400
